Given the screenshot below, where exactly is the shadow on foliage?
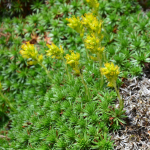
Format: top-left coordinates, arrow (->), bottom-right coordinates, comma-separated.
0,0 -> 44,18
0,111 -> 9,129
137,0 -> 150,11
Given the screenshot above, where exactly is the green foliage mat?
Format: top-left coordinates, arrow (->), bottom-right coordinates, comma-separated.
0,0 -> 150,149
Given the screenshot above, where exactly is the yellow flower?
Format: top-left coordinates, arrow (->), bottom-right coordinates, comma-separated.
20,50 -> 30,59
20,42 -> 45,66
66,16 -> 84,37
82,13 -> 103,34
20,42 -> 44,66
90,55 -> 98,61
37,54 -> 43,63
27,61 -> 38,66
100,62 -> 120,87
65,50 -> 80,68
86,0 -> 99,14
46,43 -> 64,59
73,67 -> 80,75
20,42 -> 38,59
82,13 -> 95,26
84,34 -> 104,54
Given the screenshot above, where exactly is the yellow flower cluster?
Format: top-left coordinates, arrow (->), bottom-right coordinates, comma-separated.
66,16 -> 84,37
20,42 -> 37,59
86,0 -> 99,14
20,42 -> 43,65
100,62 -> 120,87
84,33 -> 104,54
66,13 -> 104,65
65,50 -> 80,68
46,43 -> 64,59
82,13 -> 103,34
81,13 -> 104,59
66,13 -> 103,38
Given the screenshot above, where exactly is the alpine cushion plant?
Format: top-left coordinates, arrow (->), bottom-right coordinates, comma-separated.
1,0 -> 149,149
0,82 -> 16,112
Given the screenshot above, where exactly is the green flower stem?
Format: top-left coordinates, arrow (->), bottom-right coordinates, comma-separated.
79,72 -> 90,100
97,13 -> 102,21
0,91 -> 17,112
62,57 -> 71,80
35,56 -> 52,80
97,53 -> 104,89
82,37 -> 90,59
97,53 -> 102,68
113,83 -> 124,111
103,51 -> 107,63
39,62 -> 52,80
85,48 -> 90,59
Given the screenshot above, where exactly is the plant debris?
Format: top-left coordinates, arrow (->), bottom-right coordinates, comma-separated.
111,75 -> 150,150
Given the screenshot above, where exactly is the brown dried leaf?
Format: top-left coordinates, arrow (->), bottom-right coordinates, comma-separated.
44,32 -> 52,45
30,32 -> 40,44
109,117 -> 114,121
